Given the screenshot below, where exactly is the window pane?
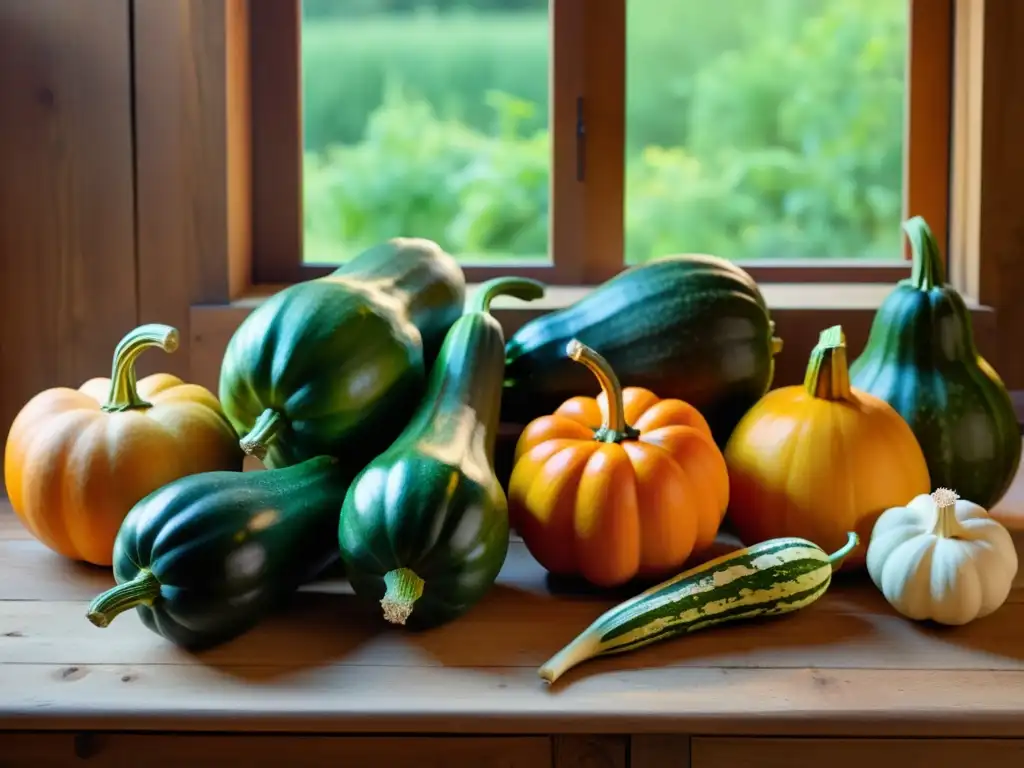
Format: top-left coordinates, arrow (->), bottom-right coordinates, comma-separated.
625,0 -> 908,264
301,0 -> 551,265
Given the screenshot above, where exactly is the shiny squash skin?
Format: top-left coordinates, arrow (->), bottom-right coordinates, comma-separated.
219,238 -> 465,470
339,277 -> 544,629
849,216 -> 1022,509
725,325 -> 931,570
502,254 -> 783,447
4,324 -> 242,566
86,457 -> 353,650
509,341 -> 730,588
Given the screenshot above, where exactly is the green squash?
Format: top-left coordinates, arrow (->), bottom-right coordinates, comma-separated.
339,276 -> 544,629
86,457 -> 353,650
219,238 -> 466,470
849,216 -> 1022,509
502,254 -> 783,447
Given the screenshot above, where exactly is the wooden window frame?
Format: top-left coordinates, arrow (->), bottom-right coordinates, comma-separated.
247,0 -> 953,288
129,0 -> 1024,414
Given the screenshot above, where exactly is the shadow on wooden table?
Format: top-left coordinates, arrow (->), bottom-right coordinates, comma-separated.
539,608 -> 878,691
902,608 -> 1024,662
183,587 -> 388,682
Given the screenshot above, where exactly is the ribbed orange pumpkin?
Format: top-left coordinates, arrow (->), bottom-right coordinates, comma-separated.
508,339 -> 729,588
4,324 -> 243,566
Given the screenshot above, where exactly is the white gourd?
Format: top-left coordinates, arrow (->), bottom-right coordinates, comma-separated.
866,487 -> 1018,626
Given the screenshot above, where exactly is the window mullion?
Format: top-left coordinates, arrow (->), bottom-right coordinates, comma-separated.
579,0 -> 626,284
550,0 -> 588,283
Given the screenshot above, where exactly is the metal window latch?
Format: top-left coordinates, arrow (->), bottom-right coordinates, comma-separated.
576,96 -> 586,182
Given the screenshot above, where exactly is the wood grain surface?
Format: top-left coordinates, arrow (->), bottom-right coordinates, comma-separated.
1,442 -> 1023,738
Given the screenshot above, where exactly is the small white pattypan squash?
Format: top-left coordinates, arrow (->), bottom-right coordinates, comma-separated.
866,487 -> 1018,625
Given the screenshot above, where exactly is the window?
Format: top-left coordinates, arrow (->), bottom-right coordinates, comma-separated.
250,0 -> 952,287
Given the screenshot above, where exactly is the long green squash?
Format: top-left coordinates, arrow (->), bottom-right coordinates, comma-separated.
219,238 -> 465,471
538,532 -> 858,684
502,254 -> 783,448
339,276 -> 545,629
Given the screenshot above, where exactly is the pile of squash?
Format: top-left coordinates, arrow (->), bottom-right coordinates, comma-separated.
3,219 -> 1020,676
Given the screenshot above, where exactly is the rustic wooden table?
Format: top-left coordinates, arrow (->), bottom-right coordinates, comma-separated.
2,443 -> 1024,767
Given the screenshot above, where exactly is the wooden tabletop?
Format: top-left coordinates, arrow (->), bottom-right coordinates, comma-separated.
2,444 -> 1024,739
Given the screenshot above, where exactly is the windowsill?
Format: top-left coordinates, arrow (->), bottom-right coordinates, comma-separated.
228,281 -> 988,313
190,282 -> 1017,428
465,281 -> 990,312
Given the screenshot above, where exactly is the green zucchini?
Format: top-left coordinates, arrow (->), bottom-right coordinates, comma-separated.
849,216 -> 1022,509
538,532 -> 858,684
339,276 -> 544,629
86,456 -> 353,651
219,238 -> 466,471
502,254 -> 783,447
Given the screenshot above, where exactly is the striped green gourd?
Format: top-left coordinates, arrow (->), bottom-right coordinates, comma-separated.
538,532 -> 859,684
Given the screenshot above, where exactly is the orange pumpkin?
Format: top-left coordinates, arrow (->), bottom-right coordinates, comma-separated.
508,339 -> 729,588
724,325 -> 931,569
4,323 -> 244,566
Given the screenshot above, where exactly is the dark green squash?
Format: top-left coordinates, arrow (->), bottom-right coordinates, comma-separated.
338,276 -> 544,629
502,254 -> 783,447
849,216 -> 1021,509
219,238 -> 466,470
86,457 -> 353,650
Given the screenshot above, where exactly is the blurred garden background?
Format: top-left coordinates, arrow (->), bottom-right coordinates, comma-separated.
300,0 -> 908,264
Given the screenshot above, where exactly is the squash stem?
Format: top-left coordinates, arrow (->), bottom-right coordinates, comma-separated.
827,532 -> 860,571
471,276 -> 546,314
101,324 -> 179,412
86,570 -> 161,628
538,632 -> 601,685
566,339 -> 640,442
930,487 -> 965,538
905,215 -> 945,290
769,320 -> 784,357
380,567 -> 425,626
804,325 -> 853,402
240,408 -> 285,460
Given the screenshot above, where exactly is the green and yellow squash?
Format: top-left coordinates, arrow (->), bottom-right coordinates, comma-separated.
86,457 -> 353,650
218,238 -> 466,470
849,216 -> 1022,509
539,532 -> 858,683
339,277 -> 544,629
502,254 -> 783,447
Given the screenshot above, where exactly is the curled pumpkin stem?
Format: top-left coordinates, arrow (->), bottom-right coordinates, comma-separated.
102,324 -> 179,412
566,339 -> 640,443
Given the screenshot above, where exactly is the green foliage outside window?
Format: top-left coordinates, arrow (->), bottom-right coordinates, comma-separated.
301,0 -> 907,264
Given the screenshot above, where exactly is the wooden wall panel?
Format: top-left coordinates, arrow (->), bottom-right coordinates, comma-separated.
950,0 -> 1024,391
0,0 -> 137,471
0,733 -> 553,768
975,1 -> 1024,391
132,0 -> 250,381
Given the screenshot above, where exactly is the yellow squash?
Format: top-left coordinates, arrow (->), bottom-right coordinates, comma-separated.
4,324 -> 243,566
723,325 -> 930,569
